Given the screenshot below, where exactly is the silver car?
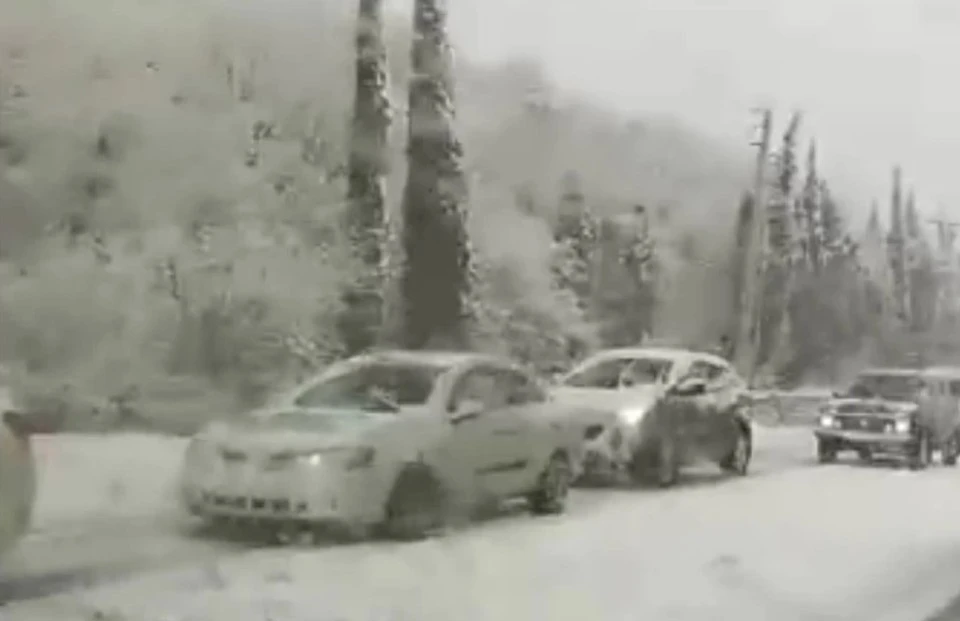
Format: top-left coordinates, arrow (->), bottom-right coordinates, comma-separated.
551,347 -> 754,487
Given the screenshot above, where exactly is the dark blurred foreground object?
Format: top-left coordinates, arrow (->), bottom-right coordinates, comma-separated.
0,383 -> 40,558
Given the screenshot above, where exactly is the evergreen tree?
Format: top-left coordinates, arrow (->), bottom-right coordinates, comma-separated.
798,140 -> 820,272
904,189 -> 936,331
397,0 -> 472,348
757,112 -> 800,369
339,0 -> 393,353
887,166 -> 908,322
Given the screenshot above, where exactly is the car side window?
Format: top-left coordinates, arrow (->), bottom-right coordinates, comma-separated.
497,369 -> 547,406
688,361 -> 725,382
949,380 -> 960,397
448,368 -> 509,412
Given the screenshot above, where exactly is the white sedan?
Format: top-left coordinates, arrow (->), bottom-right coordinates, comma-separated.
179,350 -> 580,540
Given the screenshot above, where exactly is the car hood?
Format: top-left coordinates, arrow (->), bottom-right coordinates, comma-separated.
825,397 -> 916,417
549,385 -> 663,424
199,406 -> 403,454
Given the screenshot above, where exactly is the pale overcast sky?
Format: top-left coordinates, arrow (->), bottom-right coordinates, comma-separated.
425,0 -> 960,221
7,0 -> 958,221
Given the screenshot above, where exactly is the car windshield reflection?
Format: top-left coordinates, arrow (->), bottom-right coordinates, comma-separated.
562,357 -> 673,389
291,361 -> 449,413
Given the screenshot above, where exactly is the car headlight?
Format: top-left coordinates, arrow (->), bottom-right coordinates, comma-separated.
819,414 -> 836,428
618,408 -> 648,424
295,452 -> 324,467
894,419 -> 911,434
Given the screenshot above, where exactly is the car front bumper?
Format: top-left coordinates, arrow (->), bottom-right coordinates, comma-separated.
814,429 -> 915,454
180,463 -> 385,526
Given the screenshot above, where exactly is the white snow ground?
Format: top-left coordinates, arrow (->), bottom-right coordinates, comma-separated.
4,427 -> 960,621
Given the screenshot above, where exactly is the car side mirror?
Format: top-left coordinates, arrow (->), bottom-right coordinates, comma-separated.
450,399 -> 485,423
831,390 -> 842,399
670,377 -> 707,397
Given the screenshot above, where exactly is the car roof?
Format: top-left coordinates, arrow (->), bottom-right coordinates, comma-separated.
921,366 -> 960,380
586,347 -> 729,367
858,367 -> 922,377
358,349 -> 503,368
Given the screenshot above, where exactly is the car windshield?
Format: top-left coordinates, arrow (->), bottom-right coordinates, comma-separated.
291,360 -> 448,412
845,373 -> 921,401
562,356 -> 674,389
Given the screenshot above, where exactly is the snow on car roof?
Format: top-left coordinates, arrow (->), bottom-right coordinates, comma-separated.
587,346 -> 725,366
920,366 -> 960,379
858,367 -> 922,377
360,349 -> 501,368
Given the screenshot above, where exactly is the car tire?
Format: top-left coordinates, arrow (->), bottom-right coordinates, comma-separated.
720,427 -> 752,476
817,439 -> 837,464
909,432 -> 932,471
857,448 -> 872,463
652,436 -> 680,488
943,434 -> 959,466
528,452 -> 572,515
381,464 -> 447,541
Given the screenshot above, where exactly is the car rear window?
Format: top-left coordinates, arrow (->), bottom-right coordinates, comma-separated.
562,357 -> 674,389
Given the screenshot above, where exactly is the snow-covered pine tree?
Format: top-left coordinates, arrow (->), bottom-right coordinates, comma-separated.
339,0 -> 393,354
887,166 -> 908,323
757,112 -> 800,370
397,0 -> 473,348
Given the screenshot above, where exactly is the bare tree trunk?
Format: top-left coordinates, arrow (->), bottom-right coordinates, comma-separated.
759,112 -> 801,374
339,0 -> 393,354
397,0 -> 471,349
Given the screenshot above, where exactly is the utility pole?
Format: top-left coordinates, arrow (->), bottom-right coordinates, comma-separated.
733,108 -> 773,385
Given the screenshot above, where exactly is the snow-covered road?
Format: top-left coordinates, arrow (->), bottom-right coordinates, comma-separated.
4,427 -> 960,620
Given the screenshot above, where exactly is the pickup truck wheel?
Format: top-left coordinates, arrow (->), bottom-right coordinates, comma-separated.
381,465 -> 447,541
943,434 -> 959,466
817,439 -> 837,464
908,432 -> 932,471
528,453 -> 571,515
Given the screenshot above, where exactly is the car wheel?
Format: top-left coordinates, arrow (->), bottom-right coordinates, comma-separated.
652,436 -> 680,488
528,452 -> 572,515
909,432 -> 932,471
943,434 -> 959,466
720,428 -> 752,476
817,439 -> 837,464
381,465 -> 447,541
857,448 -> 872,463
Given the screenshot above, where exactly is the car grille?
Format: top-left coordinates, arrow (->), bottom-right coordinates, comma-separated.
219,448 -> 247,462
202,492 -> 307,515
835,415 -> 889,433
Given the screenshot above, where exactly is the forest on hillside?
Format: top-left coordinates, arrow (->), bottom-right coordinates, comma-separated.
0,0 -> 952,431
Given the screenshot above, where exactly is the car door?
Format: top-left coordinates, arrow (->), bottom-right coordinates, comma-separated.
949,380 -> 960,435
684,359 -> 732,461
444,366 -> 527,498
488,367 -> 557,493
701,365 -> 746,461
